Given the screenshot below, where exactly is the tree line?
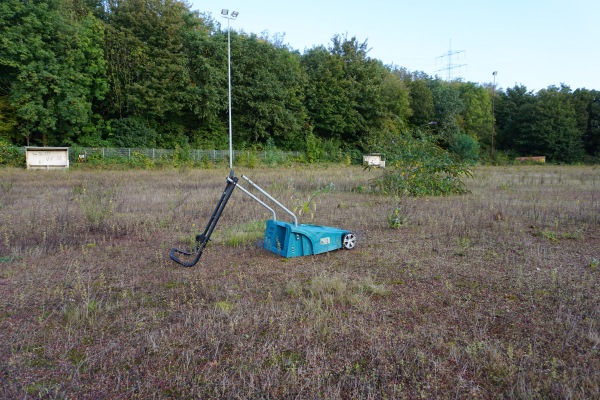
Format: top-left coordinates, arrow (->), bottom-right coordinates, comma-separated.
1,0 -> 598,163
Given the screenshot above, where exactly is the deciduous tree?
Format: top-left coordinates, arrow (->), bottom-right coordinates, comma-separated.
0,0 -> 107,145
231,33 -> 307,149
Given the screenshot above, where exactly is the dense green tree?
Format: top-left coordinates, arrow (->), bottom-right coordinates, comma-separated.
573,88 -> 600,158
102,23 -> 145,120
0,97 -> 17,141
110,116 -> 158,147
102,0 -> 203,148
407,78 -> 435,127
302,45 -> 354,143
380,68 -> 412,125
181,12 -> 228,148
63,11 -> 109,145
428,79 -> 464,146
0,0 -> 597,164
365,67 -> 412,148
586,92 -> 600,157
104,0 -> 189,122
572,88 -> 593,134
332,35 -> 393,147
494,85 -> 536,153
457,82 -> 491,141
0,0 -> 108,145
510,86 -> 583,162
331,35 -> 387,146
230,33 -> 307,149
303,35 -> 391,150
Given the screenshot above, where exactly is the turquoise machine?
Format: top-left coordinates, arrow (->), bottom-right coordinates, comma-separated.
236,175 -> 357,258
169,172 -> 356,267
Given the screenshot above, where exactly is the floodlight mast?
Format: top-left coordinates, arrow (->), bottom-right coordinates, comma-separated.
222,9 -> 239,170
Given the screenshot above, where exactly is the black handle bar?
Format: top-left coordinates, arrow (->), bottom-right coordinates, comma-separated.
169,171 -> 238,267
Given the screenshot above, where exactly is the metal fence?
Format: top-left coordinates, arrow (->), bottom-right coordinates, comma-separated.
19,147 -> 302,162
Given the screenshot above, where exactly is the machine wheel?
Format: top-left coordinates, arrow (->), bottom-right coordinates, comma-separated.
342,233 -> 356,250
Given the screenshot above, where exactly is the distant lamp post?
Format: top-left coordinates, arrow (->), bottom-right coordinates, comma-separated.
491,71 -> 498,160
222,9 -> 239,170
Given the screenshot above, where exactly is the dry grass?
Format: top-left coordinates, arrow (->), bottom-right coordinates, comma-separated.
0,165 -> 598,399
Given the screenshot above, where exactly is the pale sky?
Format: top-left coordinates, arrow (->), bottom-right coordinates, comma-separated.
189,0 -> 599,92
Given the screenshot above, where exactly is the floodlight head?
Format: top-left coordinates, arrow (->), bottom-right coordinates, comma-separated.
493,71 -> 498,76
221,9 -> 228,16
231,11 -> 239,18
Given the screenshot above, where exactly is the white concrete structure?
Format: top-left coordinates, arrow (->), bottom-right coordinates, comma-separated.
363,153 -> 385,168
26,147 -> 69,170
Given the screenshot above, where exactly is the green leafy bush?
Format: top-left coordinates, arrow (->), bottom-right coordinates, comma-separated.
265,137 -> 279,165
236,150 -> 259,169
172,144 -> 191,168
370,130 -> 472,196
305,131 -> 324,163
0,140 -> 23,167
449,133 -> 480,164
129,151 -> 154,169
388,206 -> 409,229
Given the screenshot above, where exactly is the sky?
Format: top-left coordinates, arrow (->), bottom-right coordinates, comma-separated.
188,0 -> 599,93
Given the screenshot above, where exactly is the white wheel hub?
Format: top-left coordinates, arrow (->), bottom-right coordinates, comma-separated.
342,233 -> 356,250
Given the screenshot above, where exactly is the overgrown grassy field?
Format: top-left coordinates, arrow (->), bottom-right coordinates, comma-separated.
0,165 -> 598,399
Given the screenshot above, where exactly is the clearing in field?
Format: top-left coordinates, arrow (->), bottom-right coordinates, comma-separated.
0,165 -> 598,398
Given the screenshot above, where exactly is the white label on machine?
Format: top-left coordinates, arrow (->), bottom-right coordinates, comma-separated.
320,237 -> 331,245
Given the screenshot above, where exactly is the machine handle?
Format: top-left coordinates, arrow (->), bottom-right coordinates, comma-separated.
168,171 -> 237,268
169,246 -> 204,268
241,175 -> 298,226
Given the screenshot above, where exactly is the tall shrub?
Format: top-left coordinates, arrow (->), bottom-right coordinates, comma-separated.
0,140 -> 23,166
449,133 -> 480,164
370,130 -> 472,196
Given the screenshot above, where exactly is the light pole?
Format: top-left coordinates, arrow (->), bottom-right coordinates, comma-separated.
491,71 -> 497,160
221,9 -> 239,170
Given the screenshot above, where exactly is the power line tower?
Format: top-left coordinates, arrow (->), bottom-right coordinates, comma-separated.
435,40 -> 466,80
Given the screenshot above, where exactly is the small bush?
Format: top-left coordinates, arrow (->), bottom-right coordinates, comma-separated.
388,207 -> 408,229
305,131 -> 324,163
73,183 -> 117,232
129,151 -> 154,169
370,130 -> 473,196
236,150 -> 259,169
172,144 -> 192,168
449,133 -> 480,164
265,137 -> 282,165
0,140 -> 24,167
